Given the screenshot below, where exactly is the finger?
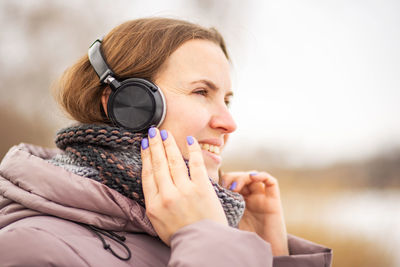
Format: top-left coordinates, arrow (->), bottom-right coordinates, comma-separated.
249,173 -> 280,197
141,138 -> 158,200
160,130 -> 189,188
186,136 -> 210,186
222,171 -> 256,192
220,172 -> 241,189
147,127 -> 175,193
231,173 -> 253,192
238,170 -> 261,192
240,186 -> 251,197
247,181 -> 266,194
250,172 -> 278,187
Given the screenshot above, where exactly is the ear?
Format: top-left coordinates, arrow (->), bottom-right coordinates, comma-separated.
101,87 -> 112,117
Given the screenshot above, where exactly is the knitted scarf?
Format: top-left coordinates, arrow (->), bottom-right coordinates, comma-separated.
52,124 -> 245,228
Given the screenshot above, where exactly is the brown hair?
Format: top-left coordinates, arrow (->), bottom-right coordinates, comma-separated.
53,17 -> 229,124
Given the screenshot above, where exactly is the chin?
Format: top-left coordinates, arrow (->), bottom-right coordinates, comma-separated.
202,153 -> 221,182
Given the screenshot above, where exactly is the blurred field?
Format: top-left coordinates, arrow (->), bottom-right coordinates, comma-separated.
222,149 -> 400,267
280,185 -> 399,267
288,223 -> 395,267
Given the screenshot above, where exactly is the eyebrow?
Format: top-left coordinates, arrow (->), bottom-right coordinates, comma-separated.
190,79 -> 234,97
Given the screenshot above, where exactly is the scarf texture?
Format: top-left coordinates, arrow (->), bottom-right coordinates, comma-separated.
52,124 -> 245,228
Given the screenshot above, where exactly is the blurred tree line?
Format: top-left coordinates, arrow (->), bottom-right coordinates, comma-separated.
223,144 -> 400,189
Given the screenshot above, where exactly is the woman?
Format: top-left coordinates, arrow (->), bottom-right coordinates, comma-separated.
0,18 -> 332,266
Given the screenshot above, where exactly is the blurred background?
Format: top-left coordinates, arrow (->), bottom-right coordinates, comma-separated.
1,0 -> 399,266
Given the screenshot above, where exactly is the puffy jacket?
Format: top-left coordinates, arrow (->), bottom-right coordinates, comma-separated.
0,143 -> 332,266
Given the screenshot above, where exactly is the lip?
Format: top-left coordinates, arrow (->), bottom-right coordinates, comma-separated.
198,138 -> 223,147
202,149 -> 222,164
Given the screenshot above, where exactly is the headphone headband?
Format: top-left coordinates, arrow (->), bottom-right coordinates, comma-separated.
88,39 -> 115,84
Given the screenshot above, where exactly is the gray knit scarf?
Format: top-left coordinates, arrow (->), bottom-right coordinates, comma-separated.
51,124 -> 245,228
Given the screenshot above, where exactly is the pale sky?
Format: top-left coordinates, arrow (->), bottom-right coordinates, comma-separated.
227,0 -> 400,166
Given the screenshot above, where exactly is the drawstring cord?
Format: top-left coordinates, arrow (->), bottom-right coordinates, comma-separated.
77,223 -> 132,261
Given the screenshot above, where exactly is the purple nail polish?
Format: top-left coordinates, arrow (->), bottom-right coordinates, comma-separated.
229,181 -> 237,191
141,138 -> 149,150
186,136 -> 194,145
160,130 -> 168,141
148,127 -> 157,138
249,172 -> 258,176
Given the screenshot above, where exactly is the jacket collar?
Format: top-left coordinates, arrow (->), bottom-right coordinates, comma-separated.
0,143 -> 156,236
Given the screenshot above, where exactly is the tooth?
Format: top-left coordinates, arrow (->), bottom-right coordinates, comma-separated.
214,147 -> 220,154
203,144 -> 209,151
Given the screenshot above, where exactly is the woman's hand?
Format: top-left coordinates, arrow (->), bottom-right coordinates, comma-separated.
221,171 -> 289,256
141,128 -> 227,246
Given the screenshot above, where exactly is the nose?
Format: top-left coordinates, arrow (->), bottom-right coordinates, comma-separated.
209,104 -> 237,134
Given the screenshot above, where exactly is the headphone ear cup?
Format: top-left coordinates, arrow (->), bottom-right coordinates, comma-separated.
107,78 -> 166,132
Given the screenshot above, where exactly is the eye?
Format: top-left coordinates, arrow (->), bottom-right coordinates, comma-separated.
193,89 -> 209,96
225,96 -> 232,108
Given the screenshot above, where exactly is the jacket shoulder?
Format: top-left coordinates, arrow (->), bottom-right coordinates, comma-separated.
169,220 -> 273,267
273,234 -> 332,267
169,220 -> 332,267
0,221 -> 90,267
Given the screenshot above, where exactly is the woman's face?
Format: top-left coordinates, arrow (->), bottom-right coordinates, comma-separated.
155,39 -> 236,182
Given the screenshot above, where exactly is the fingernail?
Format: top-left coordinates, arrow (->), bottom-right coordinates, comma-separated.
249,172 -> 258,176
229,181 -> 237,191
186,136 -> 194,146
148,127 -> 157,138
141,138 -> 149,150
160,130 -> 168,141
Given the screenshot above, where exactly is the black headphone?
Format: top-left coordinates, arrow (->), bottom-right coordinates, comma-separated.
88,38 -> 166,132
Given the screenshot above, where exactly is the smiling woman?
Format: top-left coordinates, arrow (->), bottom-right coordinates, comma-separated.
0,17 -> 332,266
153,39 -> 236,180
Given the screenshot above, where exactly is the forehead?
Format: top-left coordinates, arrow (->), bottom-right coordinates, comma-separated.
157,39 -> 232,91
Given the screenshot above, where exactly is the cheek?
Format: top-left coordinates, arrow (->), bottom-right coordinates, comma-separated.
160,99 -> 209,152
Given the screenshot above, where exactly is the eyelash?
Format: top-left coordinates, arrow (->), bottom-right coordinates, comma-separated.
194,89 -> 208,96
194,89 -> 231,107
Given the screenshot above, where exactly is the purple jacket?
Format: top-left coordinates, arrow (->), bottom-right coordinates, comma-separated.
0,143 -> 332,266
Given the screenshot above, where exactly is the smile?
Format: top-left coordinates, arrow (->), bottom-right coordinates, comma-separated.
199,143 -> 221,155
